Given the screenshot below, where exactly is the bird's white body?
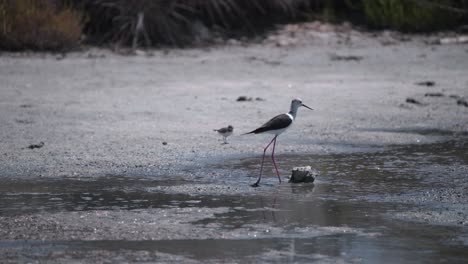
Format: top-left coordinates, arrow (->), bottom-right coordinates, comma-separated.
263,127 -> 287,135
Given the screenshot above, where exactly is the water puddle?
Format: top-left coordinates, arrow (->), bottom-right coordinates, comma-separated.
0,177 -> 193,216
0,137 -> 467,262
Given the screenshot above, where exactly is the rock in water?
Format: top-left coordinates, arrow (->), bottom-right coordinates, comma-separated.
289,166 -> 317,183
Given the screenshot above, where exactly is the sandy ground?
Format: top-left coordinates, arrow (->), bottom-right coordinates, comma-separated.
1,28 -> 467,179
0,25 -> 468,262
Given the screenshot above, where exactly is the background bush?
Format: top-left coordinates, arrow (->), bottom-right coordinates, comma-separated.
77,0 -> 468,47
359,0 -> 466,31
1,0 -> 467,51
78,0 -> 312,47
0,0 -> 83,51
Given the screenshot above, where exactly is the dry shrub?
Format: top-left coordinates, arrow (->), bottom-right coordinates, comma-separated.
0,0 -> 83,51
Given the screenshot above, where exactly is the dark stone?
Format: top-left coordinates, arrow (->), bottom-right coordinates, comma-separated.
406,98 -> 423,105
236,96 -> 252,102
415,81 -> 435,87
289,166 -> 317,183
162,141 -> 168,145
424,92 -> 444,97
27,142 -> 44,149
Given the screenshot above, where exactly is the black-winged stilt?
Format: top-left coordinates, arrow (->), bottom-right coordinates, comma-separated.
244,98 -> 313,187
214,125 -> 234,144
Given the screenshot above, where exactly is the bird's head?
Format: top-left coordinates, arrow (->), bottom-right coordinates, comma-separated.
227,125 -> 233,132
292,98 -> 313,111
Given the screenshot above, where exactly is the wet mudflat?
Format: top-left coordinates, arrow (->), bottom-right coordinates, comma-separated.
0,135 -> 467,263
1,25 -> 467,263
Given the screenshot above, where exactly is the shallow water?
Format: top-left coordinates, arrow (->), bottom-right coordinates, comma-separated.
0,138 -> 467,263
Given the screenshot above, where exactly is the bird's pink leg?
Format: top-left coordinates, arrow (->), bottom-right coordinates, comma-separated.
252,135 -> 277,187
271,136 -> 281,183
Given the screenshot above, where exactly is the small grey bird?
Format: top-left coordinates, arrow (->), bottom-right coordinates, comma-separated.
214,125 -> 234,144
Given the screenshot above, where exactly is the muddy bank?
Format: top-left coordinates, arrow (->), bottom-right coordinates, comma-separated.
1,29 -> 467,179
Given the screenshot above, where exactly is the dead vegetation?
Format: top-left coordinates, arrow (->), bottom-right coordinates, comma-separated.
0,0 -> 83,51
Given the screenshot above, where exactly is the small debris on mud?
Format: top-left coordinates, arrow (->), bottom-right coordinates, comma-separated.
406,98 -> 424,105
425,92 -> 444,97
264,21 -> 355,47
236,96 -> 252,102
245,56 -> 281,66
439,35 -> 468,45
457,98 -> 468,107
87,53 -> 106,59
329,53 -> 363,61
399,103 -> 413,110
415,81 -> 435,87
19,104 -> 33,108
27,142 -> 44,149
226,39 -> 241,45
162,141 -> 168,145
450,94 -> 461,99
236,96 -> 265,102
15,119 -> 34,124
289,166 -> 317,183
55,53 -> 66,60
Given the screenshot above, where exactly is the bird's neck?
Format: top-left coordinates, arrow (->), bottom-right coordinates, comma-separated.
288,107 -> 298,119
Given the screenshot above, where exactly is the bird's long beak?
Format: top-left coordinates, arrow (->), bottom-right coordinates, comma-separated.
302,103 -> 313,110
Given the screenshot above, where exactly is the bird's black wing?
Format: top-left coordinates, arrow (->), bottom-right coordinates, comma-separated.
215,127 -> 229,133
246,114 -> 292,134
